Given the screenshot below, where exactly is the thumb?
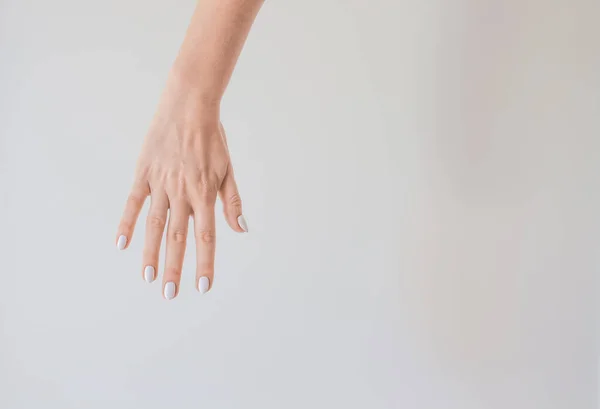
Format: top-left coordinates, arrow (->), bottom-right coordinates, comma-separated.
219,163 -> 248,233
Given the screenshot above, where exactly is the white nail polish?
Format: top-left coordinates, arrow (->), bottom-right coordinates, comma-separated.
237,215 -> 248,232
144,266 -> 155,283
117,235 -> 127,250
198,276 -> 210,294
164,282 -> 176,300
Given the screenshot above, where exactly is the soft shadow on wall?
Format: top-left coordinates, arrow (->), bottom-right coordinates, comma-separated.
405,1 -> 598,407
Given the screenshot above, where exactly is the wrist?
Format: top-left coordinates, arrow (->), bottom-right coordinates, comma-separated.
167,61 -> 222,112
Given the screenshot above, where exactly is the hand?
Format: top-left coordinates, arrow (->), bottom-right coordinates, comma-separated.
115,73 -> 248,300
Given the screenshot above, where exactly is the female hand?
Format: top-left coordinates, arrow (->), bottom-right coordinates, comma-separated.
115,73 -> 248,300
114,0 -> 262,299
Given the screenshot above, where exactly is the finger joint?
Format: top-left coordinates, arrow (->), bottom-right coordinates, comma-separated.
197,230 -> 216,244
147,215 -> 166,230
169,229 -> 187,243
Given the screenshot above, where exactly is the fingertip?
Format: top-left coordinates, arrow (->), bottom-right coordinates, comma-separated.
198,276 -> 210,294
116,234 -> 128,250
144,265 -> 156,283
237,215 -> 248,233
164,281 -> 177,300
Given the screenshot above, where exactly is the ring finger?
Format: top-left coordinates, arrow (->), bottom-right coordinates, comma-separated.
162,200 -> 190,300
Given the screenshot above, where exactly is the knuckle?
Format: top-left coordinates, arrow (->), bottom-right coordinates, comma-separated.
197,230 -> 216,244
169,229 -> 187,243
147,215 -> 166,230
228,193 -> 242,209
198,182 -> 217,200
195,173 -> 218,201
165,170 -> 187,198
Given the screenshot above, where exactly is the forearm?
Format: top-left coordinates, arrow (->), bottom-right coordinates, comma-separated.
171,0 -> 264,107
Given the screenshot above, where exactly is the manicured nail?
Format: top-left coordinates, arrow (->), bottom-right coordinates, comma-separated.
144,266 -> 155,283
237,215 -> 248,232
117,235 -> 127,250
198,276 -> 210,294
164,282 -> 176,300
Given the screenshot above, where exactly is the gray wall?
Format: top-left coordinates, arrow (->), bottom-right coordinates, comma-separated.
0,0 -> 598,408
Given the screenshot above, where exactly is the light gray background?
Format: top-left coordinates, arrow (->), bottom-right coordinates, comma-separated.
0,0 -> 598,408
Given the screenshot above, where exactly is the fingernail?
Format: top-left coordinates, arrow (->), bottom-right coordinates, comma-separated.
117,235 -> 127,250
164,282 -> 176,300
237,215 -> 248,232
144,266 -> 155,283
198,276 -> 210,294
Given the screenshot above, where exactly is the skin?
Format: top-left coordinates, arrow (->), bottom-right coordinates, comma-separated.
115,0 -> 264,299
